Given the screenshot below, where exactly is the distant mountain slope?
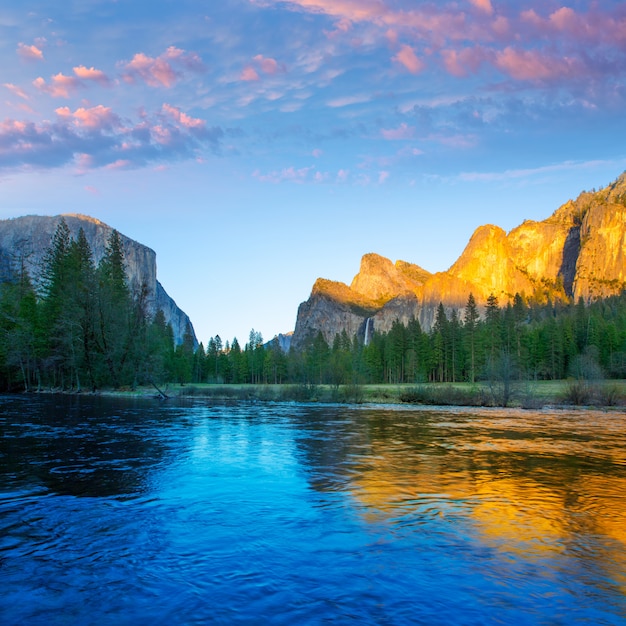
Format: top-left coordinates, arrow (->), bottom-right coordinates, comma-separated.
0,214 -> 196,345
292,173 -> 626,350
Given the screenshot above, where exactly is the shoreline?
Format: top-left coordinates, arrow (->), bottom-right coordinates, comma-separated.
15,380 -> 626,411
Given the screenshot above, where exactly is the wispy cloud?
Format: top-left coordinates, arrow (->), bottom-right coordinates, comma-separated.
458,159 -> 625,183
253,165 -> 314,183
254,0 -> 626,93
3,83 -> 30,100
73,66 -> 112,87
392,45 -> 424,74
33,73 -> 81,98
381,123 -> 415,140
17,42 -> 44,62
0,104 -> 225,173
120,46 -> 204,88
32,65 -> 112,98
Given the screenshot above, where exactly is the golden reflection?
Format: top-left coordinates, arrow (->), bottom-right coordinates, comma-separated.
347,439 -> 626,583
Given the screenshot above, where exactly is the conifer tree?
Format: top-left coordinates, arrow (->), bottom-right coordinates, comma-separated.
464,293 -> 479,383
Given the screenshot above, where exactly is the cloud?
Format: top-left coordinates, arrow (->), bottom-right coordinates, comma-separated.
253,54 -> 285,75
31,65 -> 112,98
240,66 -> 260,81
17,43 -> 44,61
495,47 -> 580,81
392,45 -> 425,74
33,73 -> 81,98
3,83 -> 30,100
381,123 -> 415,140
327,94 -> 371,108
253,165 -> 314,183
241,54 -> 286,82
160,103 -> 206,129
121,46 -> 204,88
468,0 -> 493,15
441,47 -> 486,77
0,105 -> 225,173
73,65 -> 111,86
55,105 -> 120,130
256,0 -> 626,95
458,159 -> 623,183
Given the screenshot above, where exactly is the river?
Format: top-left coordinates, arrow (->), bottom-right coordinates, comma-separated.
1,395 -> 625,625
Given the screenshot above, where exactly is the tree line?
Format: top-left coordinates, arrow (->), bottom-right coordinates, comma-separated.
189,291 -> 626,388
0,219 -> 194,391
1,219 -> 625,391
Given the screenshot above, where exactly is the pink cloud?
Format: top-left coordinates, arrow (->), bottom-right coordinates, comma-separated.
325,17 -> 352,39
84,185 -> 100,195
0,103 -> 225,173
381,123 -> 415,140
17,43 -> 44,61
3,83 -> 30,100
441,47 -> 486,77
259,0 -> 626,90
241,54 -> 286,81
378,171 -> 389,184
73,65 -> 111,86
253,165 -> 314,183
104,160 -> 132,170
393,45 -> 425,74
240,66 -> 260,81
495,47 -> 579,81
33,73 -> 81,98
253,54 -> 284,75
468,0 -> 493,15
279,0 -> 383,22
121,46 -> 204,88
55,105 -> 120,130
161,103 -> 205,129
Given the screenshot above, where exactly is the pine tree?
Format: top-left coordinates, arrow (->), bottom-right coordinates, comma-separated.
464,293 -> 479,383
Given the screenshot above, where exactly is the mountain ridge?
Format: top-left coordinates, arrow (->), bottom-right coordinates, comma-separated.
292,173 -> 626,350
0,213 -> 196,345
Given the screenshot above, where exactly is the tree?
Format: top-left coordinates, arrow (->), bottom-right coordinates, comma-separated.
94,229 -> 134,387
464,293 -> 479,383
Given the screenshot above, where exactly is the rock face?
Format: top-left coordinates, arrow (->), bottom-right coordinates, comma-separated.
0,214 -> 196,345
292,173 -> 626,349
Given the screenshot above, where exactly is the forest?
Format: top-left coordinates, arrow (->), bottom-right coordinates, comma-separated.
1,219 -> 625,394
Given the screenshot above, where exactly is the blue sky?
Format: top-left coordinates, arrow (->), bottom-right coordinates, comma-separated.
2,0 -> 626,345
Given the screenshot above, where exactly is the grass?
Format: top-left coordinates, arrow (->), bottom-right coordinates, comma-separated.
155,379 -> 626,408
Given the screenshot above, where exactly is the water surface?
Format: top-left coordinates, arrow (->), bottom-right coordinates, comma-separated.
1,395 -> 625,625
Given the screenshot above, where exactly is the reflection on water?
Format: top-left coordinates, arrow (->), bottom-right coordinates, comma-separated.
1,396 -> 625,624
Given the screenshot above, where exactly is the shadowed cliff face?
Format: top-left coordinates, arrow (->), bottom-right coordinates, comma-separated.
0,214 -> 196,345
292,173 -> 626,349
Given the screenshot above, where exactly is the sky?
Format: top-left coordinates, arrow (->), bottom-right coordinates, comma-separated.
2,0 -> 626,346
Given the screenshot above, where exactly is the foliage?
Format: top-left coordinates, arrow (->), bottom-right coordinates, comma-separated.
0,221 -> 175,391
1,227 -> 625,403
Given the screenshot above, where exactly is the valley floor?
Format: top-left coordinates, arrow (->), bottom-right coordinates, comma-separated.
139,379 -> 626,409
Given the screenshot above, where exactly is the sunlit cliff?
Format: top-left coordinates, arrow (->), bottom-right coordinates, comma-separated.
292,173 -> 626,349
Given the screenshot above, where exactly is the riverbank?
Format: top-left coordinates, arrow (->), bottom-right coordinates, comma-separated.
21,379 -> 626,409
132,379 -> 626,409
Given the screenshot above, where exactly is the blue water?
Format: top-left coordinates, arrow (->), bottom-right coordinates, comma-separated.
1,395 -> 625,625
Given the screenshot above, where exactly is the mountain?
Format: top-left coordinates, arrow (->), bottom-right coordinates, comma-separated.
292,173 -> 626,350
0,214 -> 196,345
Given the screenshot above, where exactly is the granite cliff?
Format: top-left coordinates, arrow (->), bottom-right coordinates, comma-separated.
292,173 -> 626,350
0,214 -> 196,345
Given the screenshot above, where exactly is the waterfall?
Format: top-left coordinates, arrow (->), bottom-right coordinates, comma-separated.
364,317 -> 372,346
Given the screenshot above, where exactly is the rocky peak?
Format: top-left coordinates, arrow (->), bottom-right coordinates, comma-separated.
350,253 -> 414,303
0,214 -> 196,345
292,171 -> 626,348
